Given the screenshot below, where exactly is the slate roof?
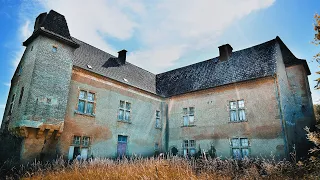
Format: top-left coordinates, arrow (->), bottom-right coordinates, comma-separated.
71,38 -> 157,94
156,39 -> 278,97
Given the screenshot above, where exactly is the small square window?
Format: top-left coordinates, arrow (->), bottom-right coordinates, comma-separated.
73,136 -> 81,145
52,46 -> 57,52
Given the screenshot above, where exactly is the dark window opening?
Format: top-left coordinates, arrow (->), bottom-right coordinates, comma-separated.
19,87 -> 24,105
8,94 -> 15,115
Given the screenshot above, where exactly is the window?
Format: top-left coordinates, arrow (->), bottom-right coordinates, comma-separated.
229,100 -> 246,122
183,140 -> 196,156
18,66 -> 23,76
19,87 -> 24,105
30,46 -> 33,51
155,110 -> 161,128
231,138 -> 249,159
77,90 -> 95,115
52,46 -> 57,52
183,107 -> 195,126
118,101 -> 131,121
69,135 -> 91,160
8,94 -> 15,115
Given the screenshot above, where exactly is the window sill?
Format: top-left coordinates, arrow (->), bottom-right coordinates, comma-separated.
155,127 -> 162,130
181,125 -> 196,128
117,120 -> 132,124
228,120 -> 247,124
74,110 -> 96,117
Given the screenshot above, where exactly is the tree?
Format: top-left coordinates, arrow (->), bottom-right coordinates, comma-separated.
313,14 -> 320,89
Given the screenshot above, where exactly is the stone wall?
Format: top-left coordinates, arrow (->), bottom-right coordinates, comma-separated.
167,76 -> 286,159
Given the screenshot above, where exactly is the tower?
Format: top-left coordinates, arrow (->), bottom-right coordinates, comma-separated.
0,10 -> 79,162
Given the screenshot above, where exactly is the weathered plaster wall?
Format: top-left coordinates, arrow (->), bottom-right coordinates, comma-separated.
275,42 -> 316,158
58,68 -> 164,158
167,76 -> 285,159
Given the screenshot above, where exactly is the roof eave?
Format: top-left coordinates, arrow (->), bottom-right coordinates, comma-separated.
23,28 -> 80,48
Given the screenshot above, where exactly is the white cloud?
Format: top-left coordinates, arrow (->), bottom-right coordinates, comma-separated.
31,0 -> 274,73
3,83 -> 10,87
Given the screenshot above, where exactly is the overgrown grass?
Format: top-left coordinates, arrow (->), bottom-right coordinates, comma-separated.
1,155 -> 319,180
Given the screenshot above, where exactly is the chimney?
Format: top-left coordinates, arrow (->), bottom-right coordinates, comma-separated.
118,49 -> 127,65
218,44 -> 233,61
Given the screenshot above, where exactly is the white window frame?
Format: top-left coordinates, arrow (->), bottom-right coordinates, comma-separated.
230,137 -> 249,159
118,100 -> 131,122
77,90 -> 96,115
183,107 -> 195,126
229,100 -> 246,122
183,140 -> 196,156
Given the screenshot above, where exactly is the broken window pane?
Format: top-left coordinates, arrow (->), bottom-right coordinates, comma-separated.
239,109 -> 246,121
230,101 -> 237,110
120,101 -> 125,108
189,107 -> 194,115
183,116 -> 189,126
118,109 -> 124,120
78,100 -> 85,113
126,102 -> 131,110
230,110 -> 237,122
87,102 -> 94,114
87,93 -> 94,101
183,108 -> 188,115
79,91 -> 86,100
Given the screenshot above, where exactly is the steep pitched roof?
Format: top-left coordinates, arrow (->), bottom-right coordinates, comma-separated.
156,39 -> 278,97
72,38 -> 157,94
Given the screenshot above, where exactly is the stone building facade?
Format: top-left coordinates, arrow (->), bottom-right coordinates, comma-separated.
0,10 -> 316,163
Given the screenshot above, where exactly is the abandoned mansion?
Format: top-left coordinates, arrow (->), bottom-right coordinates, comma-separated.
0,10 -> 316,163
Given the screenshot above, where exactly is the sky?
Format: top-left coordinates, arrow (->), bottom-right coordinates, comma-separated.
0,0 -> 320,122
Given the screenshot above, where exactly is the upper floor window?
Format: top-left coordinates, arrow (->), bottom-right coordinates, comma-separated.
183,107 -> 194,126
231,138 -> 249,159
118,101 -> 131,121
8,94 -> 15,115
229,100 -> 246,122
155,110 -> 161,129
183,140 -> 196,156
77,90 -> 95,115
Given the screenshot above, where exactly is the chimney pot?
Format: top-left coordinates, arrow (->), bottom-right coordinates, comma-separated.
218,44 -> 233,61
118,49 -> 127,65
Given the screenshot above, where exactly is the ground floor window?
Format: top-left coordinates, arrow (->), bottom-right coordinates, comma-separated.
68,135 -> 91,160
231,138 -> 249,159
183,140 -> 196,156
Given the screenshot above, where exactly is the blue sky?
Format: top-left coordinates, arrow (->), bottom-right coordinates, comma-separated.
0,0 -> 320,121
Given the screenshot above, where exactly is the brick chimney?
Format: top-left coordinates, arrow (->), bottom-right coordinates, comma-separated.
218,44 -> 233,61
118,49 -> 127,65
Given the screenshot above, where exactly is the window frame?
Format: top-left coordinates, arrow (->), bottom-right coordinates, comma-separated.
230,137 -> 250,159
118,100 -> 131,122
76,90 -> 96,116
182,107 -> 195,127
155,110 -> 161,129
183,139 -> 196,156
229,99 -> 246,123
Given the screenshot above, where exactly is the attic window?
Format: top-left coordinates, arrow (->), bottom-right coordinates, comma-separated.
123,78 -> 128,82
87,65 -> 92,69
